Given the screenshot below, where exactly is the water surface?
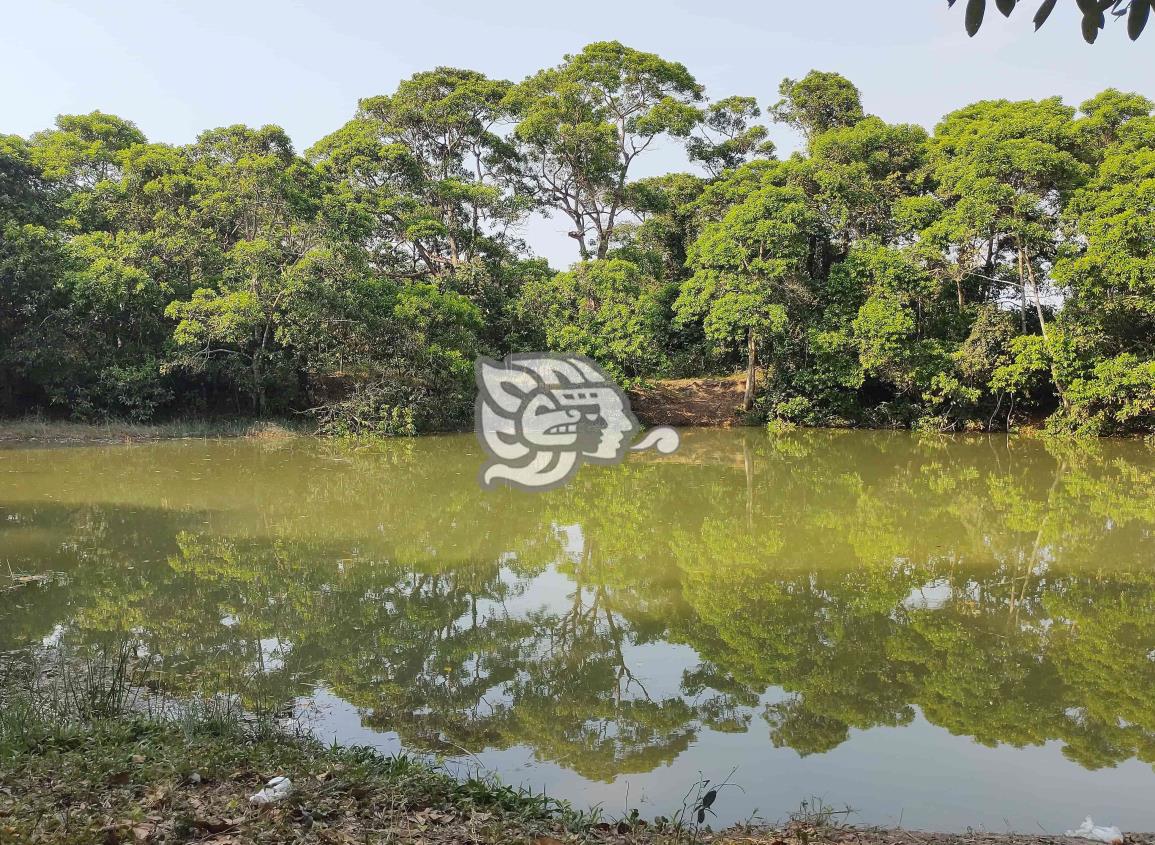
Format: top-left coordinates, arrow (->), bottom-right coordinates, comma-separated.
3,430 -> 1155,831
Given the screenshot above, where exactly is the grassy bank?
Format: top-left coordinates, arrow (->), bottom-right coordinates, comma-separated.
0,418 -> 303,445
11,715 -> 1144,845
1,715 -> 592,844
0,645 -> 726,844
2,647 -> 1151,845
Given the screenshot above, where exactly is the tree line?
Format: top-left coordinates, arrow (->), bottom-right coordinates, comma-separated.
3,42 -> 1155,434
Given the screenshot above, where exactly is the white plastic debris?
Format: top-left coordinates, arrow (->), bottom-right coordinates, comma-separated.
1065,816 -> 1124,844
249,775 -> 293,805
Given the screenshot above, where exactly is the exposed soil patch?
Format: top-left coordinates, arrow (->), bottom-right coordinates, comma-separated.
630,374 -> 751,428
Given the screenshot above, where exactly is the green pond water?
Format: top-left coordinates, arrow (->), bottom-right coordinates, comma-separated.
3,429 -> 1155,831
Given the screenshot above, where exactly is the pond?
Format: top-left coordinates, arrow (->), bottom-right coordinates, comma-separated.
2,429 -> 1155,832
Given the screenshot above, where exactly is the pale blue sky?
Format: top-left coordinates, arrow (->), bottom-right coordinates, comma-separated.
5,0 -> 1151,265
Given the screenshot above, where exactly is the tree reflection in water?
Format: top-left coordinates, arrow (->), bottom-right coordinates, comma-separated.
2,430 -> 1155,781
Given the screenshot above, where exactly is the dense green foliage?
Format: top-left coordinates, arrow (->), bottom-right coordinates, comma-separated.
4,46 -> 1155,434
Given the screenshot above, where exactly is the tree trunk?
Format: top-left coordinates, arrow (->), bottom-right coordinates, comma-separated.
596,213 -> 614,260
1018,247 -> 1028,333
570,229 -> 590,262
743,329 -> 757,412
251,352 -> 265,416
1023,257 -> 1069,411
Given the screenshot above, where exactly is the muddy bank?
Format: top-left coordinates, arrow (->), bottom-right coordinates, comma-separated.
629,374 -> 750,427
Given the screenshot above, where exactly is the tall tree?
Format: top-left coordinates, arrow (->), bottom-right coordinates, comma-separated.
309,68 -> 524,278
506,41 -> 703,261
685,96 -> 775,177
1050,106 -> 1155,432
923,98 -> 1086,322
770,71 -> 865,145
0,135 -> 68,413
165,125 -> 324,414
676,172 -> 817,411
807,117 -> 931,249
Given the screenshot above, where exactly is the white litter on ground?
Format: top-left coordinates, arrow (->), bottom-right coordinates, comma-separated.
1065,817 -> 1124,844
249,775 -> 293,805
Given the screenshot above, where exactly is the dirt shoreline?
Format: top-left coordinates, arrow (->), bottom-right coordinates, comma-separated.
629,373 -> 750,428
